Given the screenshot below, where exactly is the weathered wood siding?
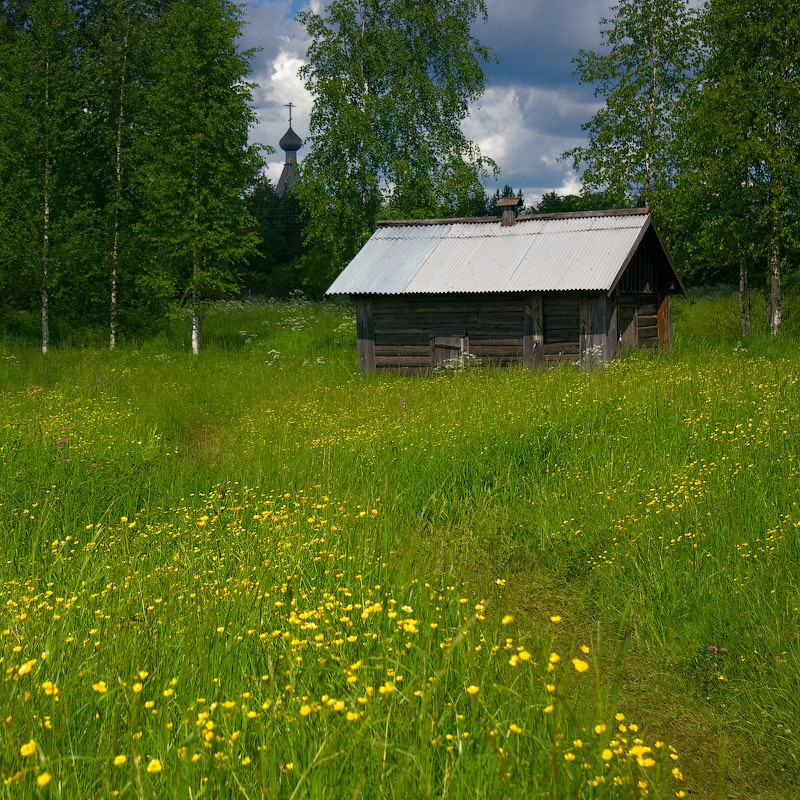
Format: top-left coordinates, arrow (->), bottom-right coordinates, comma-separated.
579,294 -> 612,366
354,298 -> 376,373
657,293 -> 672,350
618,228 -> 660,293
542,294 -> 579,365
523,294 -> 543,367
616,292 -> 659,351
369,294 -> 525,372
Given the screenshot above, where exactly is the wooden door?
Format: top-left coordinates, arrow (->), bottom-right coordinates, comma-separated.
431,336 -> 469,368
618,304 -> 636,353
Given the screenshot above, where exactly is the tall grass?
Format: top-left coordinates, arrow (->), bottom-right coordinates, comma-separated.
0,291 -> 798,798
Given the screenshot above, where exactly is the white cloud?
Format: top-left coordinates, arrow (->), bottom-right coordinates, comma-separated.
243,2 -> 315,185
242,0 -> 615,197
463,83 -> 596,203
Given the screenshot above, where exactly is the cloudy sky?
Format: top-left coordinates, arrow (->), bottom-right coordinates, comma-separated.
241,0 -> 614,206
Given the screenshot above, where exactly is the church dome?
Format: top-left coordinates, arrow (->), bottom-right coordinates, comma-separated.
279,126 -> 302,152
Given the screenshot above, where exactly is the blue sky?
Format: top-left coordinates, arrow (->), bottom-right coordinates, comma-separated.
242,0 -> 615,205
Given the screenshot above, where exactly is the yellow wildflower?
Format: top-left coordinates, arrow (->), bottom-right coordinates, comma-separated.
113,755 -> 127,766
20,740 -> 36,757
37,773 -> 51,787
466,685 -> 479,695
146,759 -> 162,774
572,658 -> 590,673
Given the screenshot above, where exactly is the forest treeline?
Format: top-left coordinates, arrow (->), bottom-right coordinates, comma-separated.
0,0 -> 261,352
1,0 -> 798,350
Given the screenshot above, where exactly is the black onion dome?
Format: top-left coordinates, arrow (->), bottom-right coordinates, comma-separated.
279,126 -> 302,152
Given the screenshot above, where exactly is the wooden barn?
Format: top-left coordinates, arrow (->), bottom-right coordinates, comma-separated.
326,203 -> 686,373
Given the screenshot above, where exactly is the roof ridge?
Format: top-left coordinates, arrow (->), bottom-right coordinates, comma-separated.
376,208 -> 649,228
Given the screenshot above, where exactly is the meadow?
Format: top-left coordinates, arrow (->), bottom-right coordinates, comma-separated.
0,290 -> 799,798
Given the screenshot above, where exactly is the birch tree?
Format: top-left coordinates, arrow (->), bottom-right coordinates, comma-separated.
81,0 -> 162,347
667,0 -> 800,336
139,0 -> 262,355
296,0 -> 495,292
699,0 -> 800,337
0,0 -> 81,352
566,0 -> 700,207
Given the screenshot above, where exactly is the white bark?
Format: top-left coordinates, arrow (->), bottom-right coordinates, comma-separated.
42,58 -> 51,355
768,235 -> 781,337
191,308 -> 200,355
644,3 -> 661,207
738,262 -> 750,337
110,20 -> 129,350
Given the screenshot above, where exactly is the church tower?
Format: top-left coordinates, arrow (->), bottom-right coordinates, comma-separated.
276,103 -> 302,197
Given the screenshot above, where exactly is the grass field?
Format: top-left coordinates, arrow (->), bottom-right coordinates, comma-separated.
1,291 -> 799,798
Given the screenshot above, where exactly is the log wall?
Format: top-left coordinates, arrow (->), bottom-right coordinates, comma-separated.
617,292 -> 659,350
369,294 -> 526,372
542,294 -> 580,365
352,284 -> 671,373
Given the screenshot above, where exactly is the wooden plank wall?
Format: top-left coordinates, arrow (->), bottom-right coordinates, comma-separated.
617,292 -> 659,349
657,293 -> 672,350
370,294 -> 525,372
523,294 -> 543,367
356,288 -> 666,374
618,228 -> 660,293
354,298 -> 376,373
542,294 -> 580,365
579,294 -> 611,366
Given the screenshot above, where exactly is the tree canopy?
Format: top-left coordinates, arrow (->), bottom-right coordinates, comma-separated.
296,0 -> 496,294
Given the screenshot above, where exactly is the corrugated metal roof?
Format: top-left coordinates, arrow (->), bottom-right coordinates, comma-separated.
326,212 -> 651,295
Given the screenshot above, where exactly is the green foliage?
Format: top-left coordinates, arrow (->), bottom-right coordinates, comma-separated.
566,0 -> 700,205
0,0 -> 264,345
0,0 -> 85,331
296,0 -> 496,293
532,189 -> 628,215
77,0 -> 168,338
137,0 -> 263,328
666,0 -> 800,331
244,177 -> 305,299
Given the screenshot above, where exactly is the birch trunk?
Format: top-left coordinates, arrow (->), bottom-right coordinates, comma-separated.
643,4 -> 661,207
191,150 -> 201,355
768,232 -> 781,337
767,106 -> 787,338
738,262 -> 750,337
191,303 -> 201,355
110,18 -> 130,350
42,58 -> 51,355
